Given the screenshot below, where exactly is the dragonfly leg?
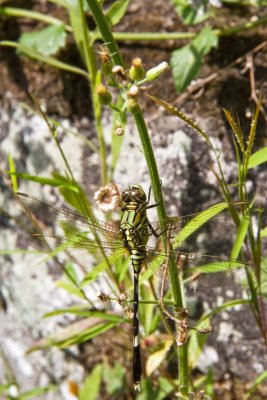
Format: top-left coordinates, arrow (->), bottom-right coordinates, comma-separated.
147,180 -> 162,203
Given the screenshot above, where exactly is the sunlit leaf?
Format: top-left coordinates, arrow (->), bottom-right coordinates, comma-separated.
1,41 -> 88,78
79,365 -> 102,400
171,26 -> 218,92
173,202 -> 229,248
170,0 -> 214,25
230,213 -> 250,260
103,362 -> 126,395
19,25 -> 67,56
248,146 -> 267,169
8,153 -> 18,192
146,339 -> 172,376
106,0 -> 130,27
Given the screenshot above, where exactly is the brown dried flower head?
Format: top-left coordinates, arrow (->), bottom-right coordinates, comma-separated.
94,183 -> 121,212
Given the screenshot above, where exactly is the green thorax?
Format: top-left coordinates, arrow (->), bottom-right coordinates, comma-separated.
120,203 -> 149,249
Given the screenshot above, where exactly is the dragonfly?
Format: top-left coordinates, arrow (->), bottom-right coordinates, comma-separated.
17,186 -> 255,390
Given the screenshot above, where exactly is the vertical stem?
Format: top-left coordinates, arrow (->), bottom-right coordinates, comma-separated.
77,0 -> 107,184
87,0 -> 188,394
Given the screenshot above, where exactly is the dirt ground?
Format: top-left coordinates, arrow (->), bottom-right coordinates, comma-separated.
1,0 -> 267,399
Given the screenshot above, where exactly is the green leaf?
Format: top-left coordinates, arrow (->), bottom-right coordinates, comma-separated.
189,260 -> 247,275
11,172 -> 79,189
28,317 -> 120,351
146,339 -> 172,376
20,385 -> 57,399
137,377 -> 174,400
261,226 -> 267,238
139,283 -> 154,335
230,213 -> 250,260
245,370 -> 267,398
248,146 -> 267,169
103,362 -> 126,395
172,202 -> 229,248
188,322 -> 210,368
1,41 -> 88,78
56,280 -> 85,298
170,26 -> 218,92
170,0 -> 214,25
19,24 -> 67,56
106,0 -> 130,27
52,172 -> 93,216
8,153 -> 18,192
79,365 -> 102,400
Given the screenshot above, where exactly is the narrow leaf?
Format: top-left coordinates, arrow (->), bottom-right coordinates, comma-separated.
0,41 -> 88,78
260,226 -> 267,238
173,202 -> 229,248
11,172 -> 79,188
146,339 -> 172,376
106,0 -> 130,27
248,146 -> 267,169
230,213 -> 250,260
8,153 -> 18,192
245,370 -> 267,398
79,365 -> 102,400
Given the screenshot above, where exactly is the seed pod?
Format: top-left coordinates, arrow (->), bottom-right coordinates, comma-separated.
145,61 -> 169,82
96,84 -> 112,105
129,58 -> 145,81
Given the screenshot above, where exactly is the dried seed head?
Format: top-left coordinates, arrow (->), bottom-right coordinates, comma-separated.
112,65 -> 127,82
118,293 -> 128,304
97,44 -> 113,76
94,183 -> 121,212
98,292 -> 111,304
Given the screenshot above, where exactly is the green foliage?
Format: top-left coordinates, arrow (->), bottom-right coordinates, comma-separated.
1,0 -> 267,398
170,26 -> 218,92
248,146 -> 267,168
79,365 -> 102,400
103,362 -> 126,395
170,0 -> 214,25
19,24 -> 67,56
105,0 -> 131,27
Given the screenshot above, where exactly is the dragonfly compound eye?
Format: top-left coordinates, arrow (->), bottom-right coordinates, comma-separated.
128,185 -> 146,203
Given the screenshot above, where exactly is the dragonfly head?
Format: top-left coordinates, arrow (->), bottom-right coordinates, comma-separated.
122,185 -> 147,205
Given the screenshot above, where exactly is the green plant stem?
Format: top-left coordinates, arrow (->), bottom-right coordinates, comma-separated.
0,6 -> 72,32
102,32 -> 196,41
86,0 -> 124,68
0,41 -> 89,78
133,107 -> 188,396
77,0 -> 107,184
217,15 -> 267,36
88,0 -> 188,394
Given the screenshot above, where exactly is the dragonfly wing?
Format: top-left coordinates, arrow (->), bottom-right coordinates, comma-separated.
143,246 -> 255,290
17,193 -> 129,274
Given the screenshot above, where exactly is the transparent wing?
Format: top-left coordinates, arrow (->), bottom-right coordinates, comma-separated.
17,192 -> 256,287
17,192 -> 129,274
142,247 -> 256,291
